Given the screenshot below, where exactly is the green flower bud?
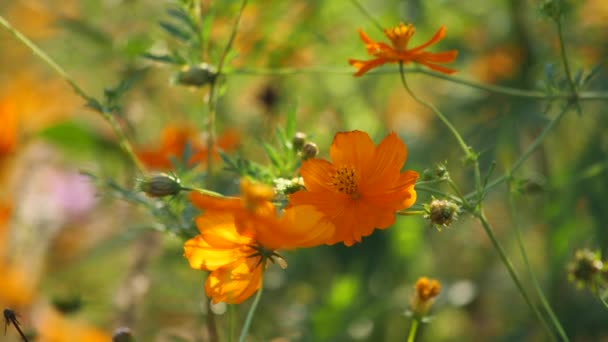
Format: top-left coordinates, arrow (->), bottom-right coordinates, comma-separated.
138,173 -> 182,198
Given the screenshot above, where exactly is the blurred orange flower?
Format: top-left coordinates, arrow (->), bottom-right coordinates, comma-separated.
136,125 -> 239,170
184,180 -> 334,304
34,306 -> 110,342
289,131 -> 418,246
348,23 -> 458,76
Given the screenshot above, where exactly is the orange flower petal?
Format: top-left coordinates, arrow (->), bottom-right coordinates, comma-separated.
348,58 -> 387,77
330,130 -> 375,171
417,50 -> 458,63
360,132 -> 407,192
415,60 -> 458,75
299,158 -> 336,192
408,26 -> 447,54
197,211 -> 253,246
205,257 -> 263,304
189,191 -> 242,212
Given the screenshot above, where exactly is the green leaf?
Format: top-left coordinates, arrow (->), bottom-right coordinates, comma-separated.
159,21 -> 190,42
285,102 -> 297,140
262,142 -> 282,170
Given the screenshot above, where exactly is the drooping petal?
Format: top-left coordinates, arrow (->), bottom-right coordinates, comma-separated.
205,257 -> 263,304
414,60 -> 458,75
360,132 -> 407,192
357,28 -> 376,45
408,26 -> 447,54
416,50 -> 458,63
299,158 -> 336,193
329,131 -> 375,171
348,58 -> 388,77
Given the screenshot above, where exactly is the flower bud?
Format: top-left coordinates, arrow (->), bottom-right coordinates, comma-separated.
138,173 -> 182,198
292,132 -> 307,151
424,199 -> 460,229
112,327 -> 135,342
174,64 -> 217,87
410,277 -> 441,318
302,142 -> 318,160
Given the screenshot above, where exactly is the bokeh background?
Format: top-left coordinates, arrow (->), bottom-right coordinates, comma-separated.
1,0 -> 607,341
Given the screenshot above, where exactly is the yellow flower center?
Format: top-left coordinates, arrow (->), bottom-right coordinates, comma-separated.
384,22 -> 415,51
331,166 -> 360,199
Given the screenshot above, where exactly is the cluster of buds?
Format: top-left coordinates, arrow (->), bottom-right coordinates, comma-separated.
424,198 -> 460,230
292,132 -> 318,160
421,162 -> 449,181
567,249 -> 607,291
409,277 -> 441,319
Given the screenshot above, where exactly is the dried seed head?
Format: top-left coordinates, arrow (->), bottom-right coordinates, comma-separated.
568,249 -> 604,288
292,132 -> 307,151
425,199 -> 460,229
112,327 -> 135,342
302,142 -> 318,160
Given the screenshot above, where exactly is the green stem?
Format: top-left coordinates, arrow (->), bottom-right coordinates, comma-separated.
555,18 -> 580,113
396,210 -> 425,216
415,186 -> 460,202
350,0 -> 384,32
506,186 -> 569,342
464,104 -> 571,200
0,15 -> 146,175
398,63 -> 472,158
227,67 -> 608,101
205,0 -> 249,180
406,319 -> 419,342
239,281 -> 263,342
476,210 -> 558,342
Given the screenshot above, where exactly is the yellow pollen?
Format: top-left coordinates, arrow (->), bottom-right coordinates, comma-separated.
384,22 -> 415,51
331,166 -> 359,198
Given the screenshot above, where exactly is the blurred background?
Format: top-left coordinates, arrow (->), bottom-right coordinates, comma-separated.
0,0 -> 607,341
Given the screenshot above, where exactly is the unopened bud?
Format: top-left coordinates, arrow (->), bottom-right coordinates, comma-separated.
292,132 -> 307,151
425,199 -> 460,229
138,173 -> 182,197
174,64 -> 217,87
409,277 -> 441,318
302,142 -> 318,160
112,327 -> 135,342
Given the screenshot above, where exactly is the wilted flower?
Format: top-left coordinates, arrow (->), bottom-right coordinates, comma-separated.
289,130 -> 418,246
424,198 -> 460,229
568,249 -> 606,290
348,23 -> 458,76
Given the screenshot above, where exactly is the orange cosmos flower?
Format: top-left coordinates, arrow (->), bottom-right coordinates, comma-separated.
348,23 -> 458,76
136,125 -> 240,170
184,179 -> 334,304
289,131 -> 418,246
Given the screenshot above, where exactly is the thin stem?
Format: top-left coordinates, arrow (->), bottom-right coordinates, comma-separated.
239,282 -> 263,342
350,0 -> 384,32
396,210 -> 425,216
205,0 -> 249,180
555,18 -> 580,113
415,186 -> 460,202
476,210 -> 558,342
398,63 -> 472,157
446,178 -> 469,207
464,104 -> 571,200
227,66 -> 608,101
0,15 -> 146,175
406,319 -> 419,342
507,186 -> 570,342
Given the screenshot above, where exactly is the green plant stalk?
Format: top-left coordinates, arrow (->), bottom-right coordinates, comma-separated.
399,63 -> 472,158
464,104 -> 571,200
228,67 -> 608,101
476,210 -> 558,342
205,0 -> 249,180
239,281 -> 263,342
350,0 -> 384,32
506,187 -> 570,342
396,210 -> 426,216
415,186 -> 460,202
555,18 -> 581,114
0,15 -> 147,175
406,319 -> 419,342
